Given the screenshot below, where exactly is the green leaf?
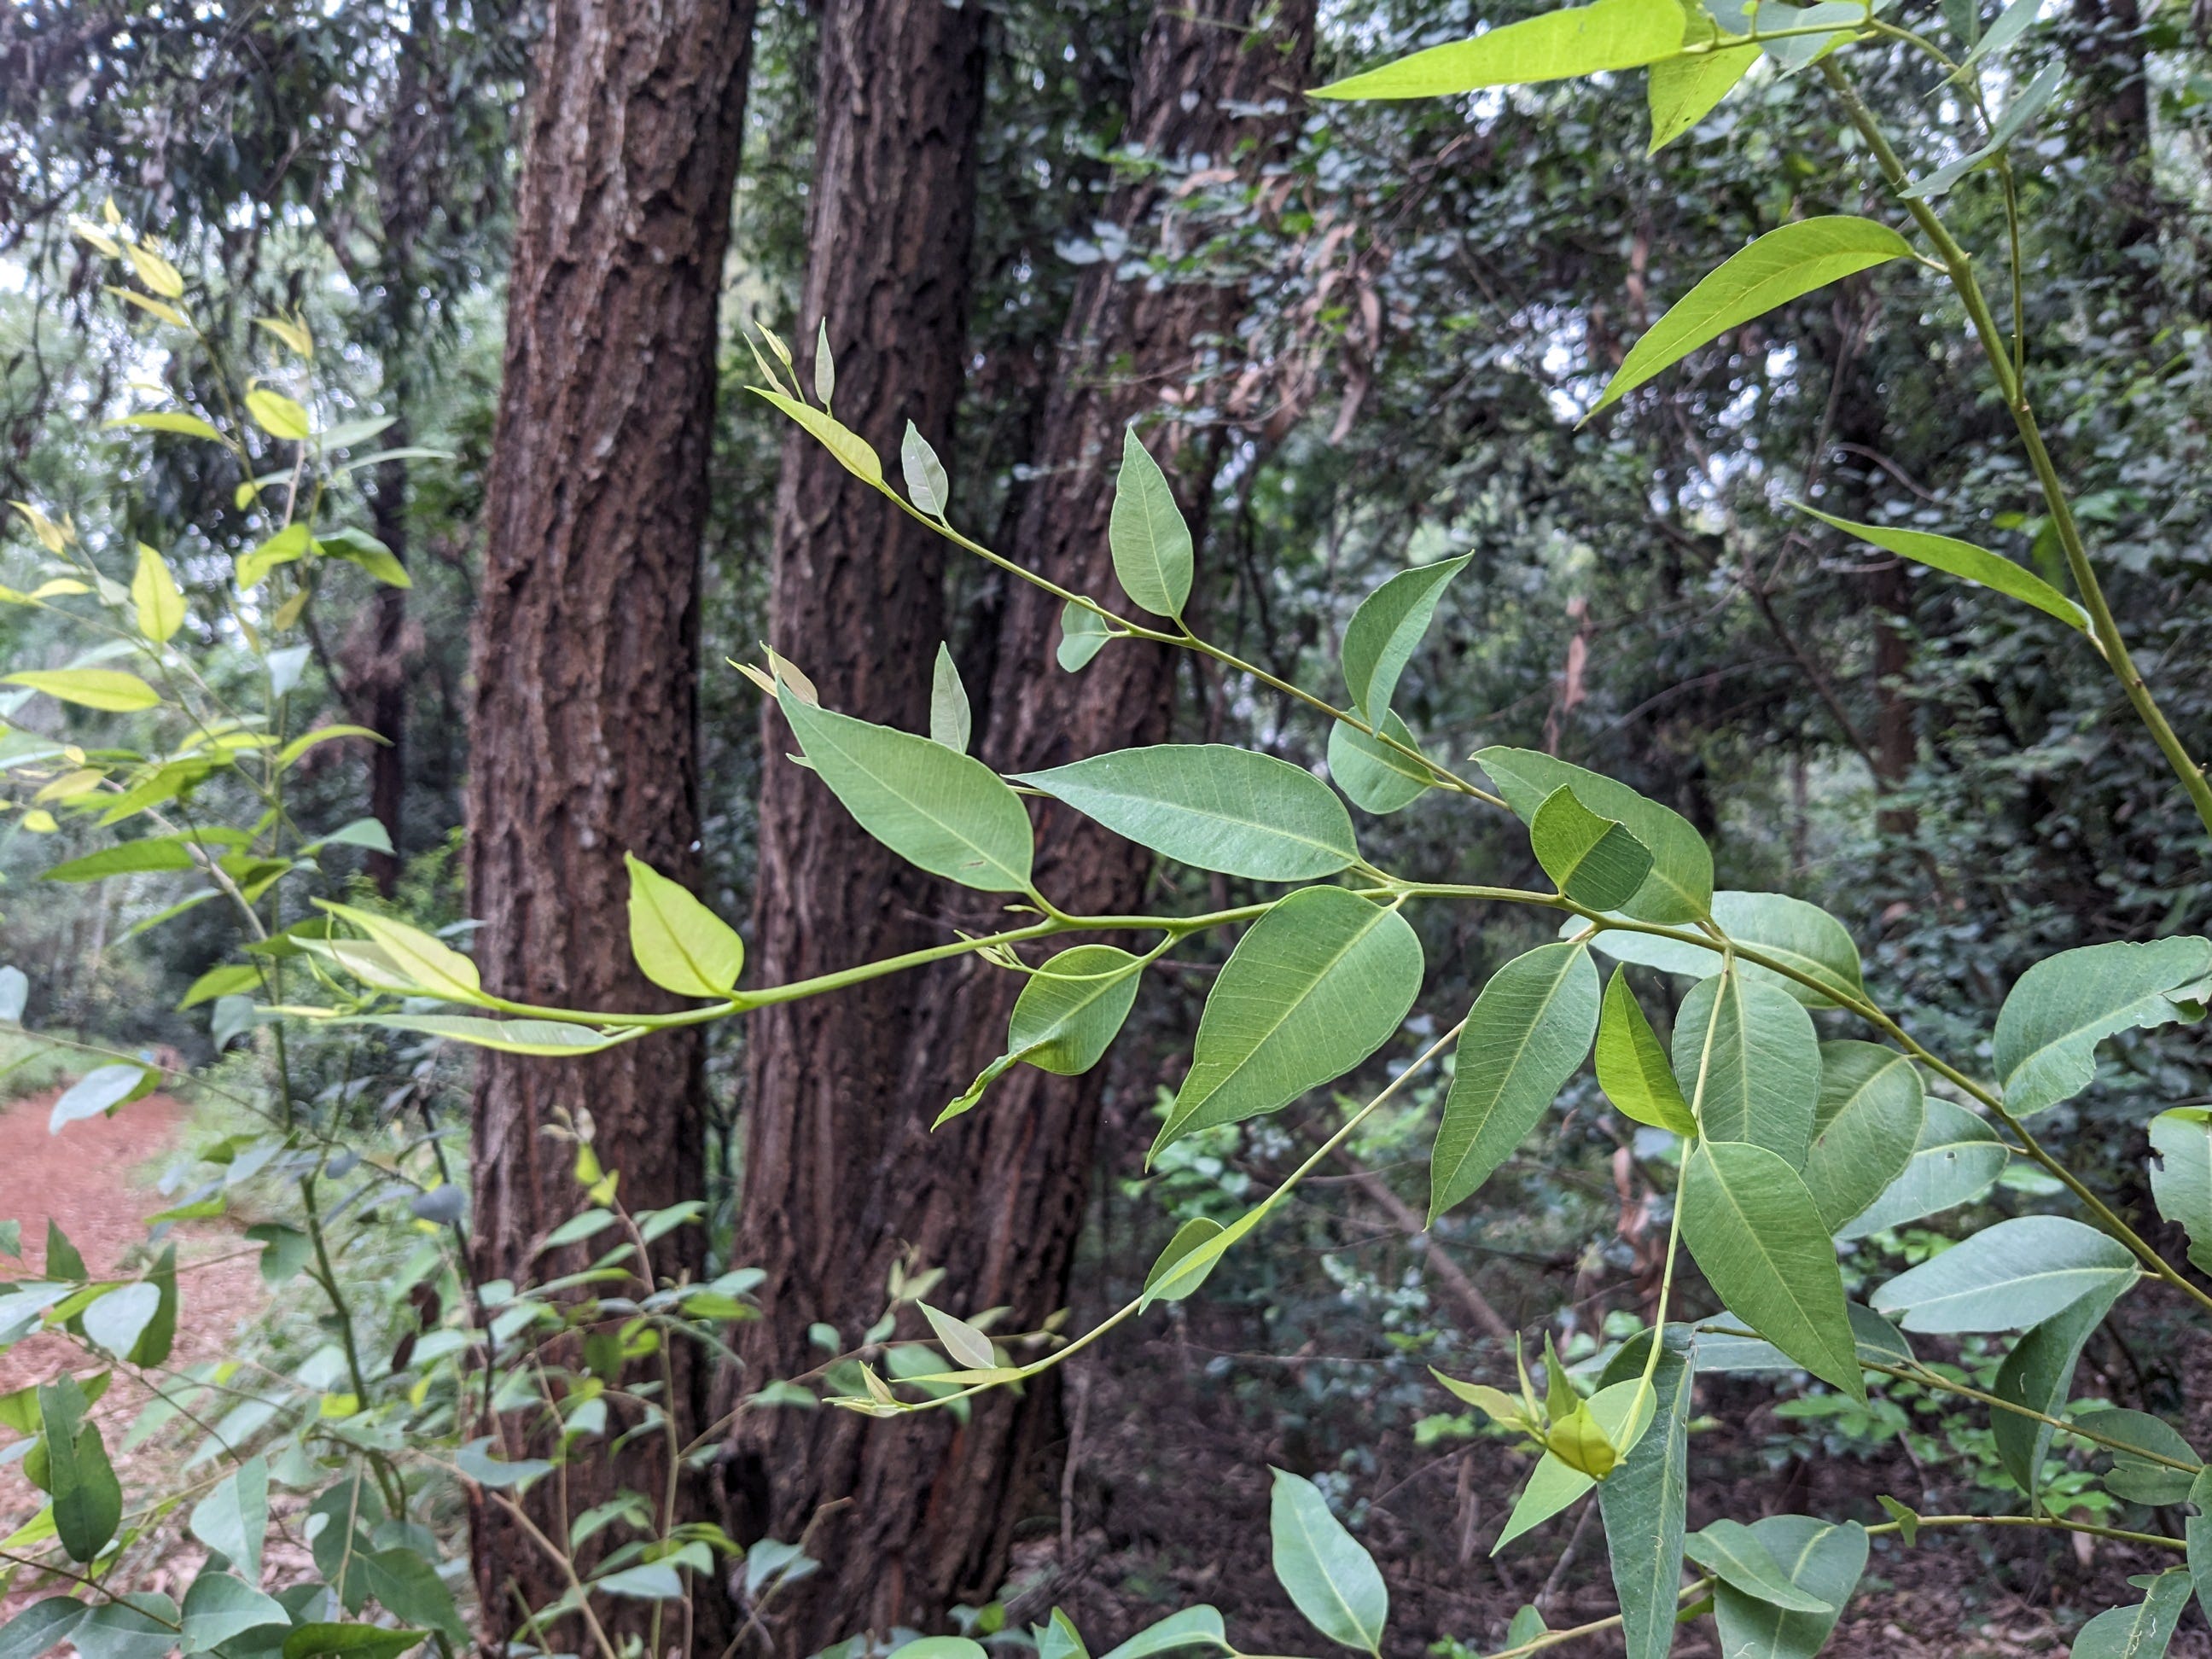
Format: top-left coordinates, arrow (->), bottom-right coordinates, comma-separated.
1796,504 -> 2088,630
1596,1329 -> 1695,1659
1141,1217 -> 1227,1306
753,387 -> 882,485
1680,1140 -> 1864,1400
1685,1519 -> 1835,1612
189,1455 -> 267,1584
318,901 -> 487,1004
244,389 -> 310,440
1595,968 -> 1697,1137
1648,0 -> 1755,152
901,422 -> 950,518
44,839 -> 201,882
624,853 -> 742,998
1531,785 -> 1653,911
73,1594 -> 182,1659
1900,62 -> 2065,199
50,1064 -> 154,1132
1477,748 -> 1711,923
2079,1410 -> 2201,1505
1268,1469 -> 1388,1655
1429,942 -> 1602,1220
780,690 -> 1034,893
179,963 -> 260,1010
282,1626 -> 428,1659
1673,973 -> 1820,1167
181,1569 -> 288,1651
40,1377 -> 122,1562
2149,1109 -> 2212,1275
317,528 -> 411,588
1016,745 -> 1359,882
0,1598 -> 87,1659
1095,1606 -> 1227,1659
2,669 -> 160,713
1963,0 -> 2044,67
1992,938 -> 2212,1116
2070,1571 -> 2192,1659
1339,554 -> 1471,721
1804,1042 -> 1924,1233
1495,1380 -> 1655,1551
1057,602 -> 1111,672
1109,428 -> 1193,617
236,523 -> 312,590
361,1546 -> 467,1643
1592,218 -> 1912,416
929,643 -> 971,753
1837,1097 -> 2008,1241
1715,0 -> 1862,67
920,1302 -> 996,1370
942,946 -> 1144,1125
82,1282 -> 160,1359
1314,0 -> 1685,98
1992,1276 -> 2129,1508
1155,887 -> 1423,1157
1710,1518 -> 1866,1659
340,1016 -> 626,1057
130,544 -> 186,643
1869,1216 -> 2139,1333
1327,712 -> 1433,815
2186,1468 -> 2212,1612
1582,889 -> 1862,1007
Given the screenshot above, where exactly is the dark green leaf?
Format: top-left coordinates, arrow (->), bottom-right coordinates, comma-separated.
2069,1570 -> 2192,1659
1594,967 -> 1697,1137
1992,1278 -> 2128,1507
1685,1520 -> 1834,1612
1597,1329 -> 1695,1659
1478,748 -> 1711,923
1531,786 -> 1653,911
1339,555 -> 1471,721
1710,1518 -> 1866,1659
40,1377 -> 121,1562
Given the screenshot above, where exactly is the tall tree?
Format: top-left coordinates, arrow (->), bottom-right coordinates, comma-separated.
728,2 -> 1313,1643
722,0 -> 990,1640
463,0 -> 755,1638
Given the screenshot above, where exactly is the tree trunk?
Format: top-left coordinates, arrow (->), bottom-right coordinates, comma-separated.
725,4 -> 1311,1646
464,0 -> 754,1643
722,0 -> 990,1641
364,433 -> 409,895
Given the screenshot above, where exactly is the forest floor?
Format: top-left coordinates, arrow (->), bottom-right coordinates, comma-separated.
0,1086 -> 267,1582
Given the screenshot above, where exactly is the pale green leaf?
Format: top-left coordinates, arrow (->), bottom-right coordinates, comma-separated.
0,1599 -> 87,1659
235,523 -> 312,591
1531,784 -> 1653,910
1339,554 -> 1471,721
1796,504 -> 2088,631
1595,967 -> 1697,1137
902,422 -> 950,518
81,1283 -> 160,1360
1685,1519 -> 1834,1612
181,1569 -> 288,1650
2070,1571 -> 2192,1659
1155,886 -> 1423,1157
1109,428 -> 1193,617
189,1455 -> 269,1584
1592,218 -> 1912,415
1836,1097 -> 2007,1241
1673,972 -> 1820,1166
130,544 -> 185,643
1268,1469 -> 1388,1654
929,643 -> 971,753
1992,937 -> 2212,1116
2187,1469 -> 2212,1613
1648,0 -> 1755,152
753,387 -> 882,484
339,1015 -> 626,1057
1327,711 -> 1433,815
1710,1518 -> 1866,1659
1804,1041 -> 1924,1233
1680,1139 -> 1864,1400
624,853 -> 742,998
317,527 -> 411,588
3,669 -> 160,713
1495,1381 -> 1655,1551
1583,890 -> 1862,1006
105,410 -> 224,442
1057,602 -> 1112,672
1429,942 -> 1601,1220
2081,1409 -> 2200,1505
1141,1217 -> 1226,1305
1870,1216 -> 2139,1333
1478,748 -> 1711,923
1016,744 -> 1358,882
940,946 -> 1144,1124
244,388 -> 310,440
1315,0 -> 1685,98
1095,1607 -> 1228,1659
2149,1108 -> 2212,1275
319,900 -> 487,1003
781,690 -> 1034,893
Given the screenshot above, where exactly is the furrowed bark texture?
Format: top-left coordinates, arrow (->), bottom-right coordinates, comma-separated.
725,0 -> 991,1641
464,0 -> 754,1642
728,3 -> 1312,1645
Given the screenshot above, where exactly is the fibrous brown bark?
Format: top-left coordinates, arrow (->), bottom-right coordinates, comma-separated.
464,0 -> 754,1641
728,5 -> 1312,1646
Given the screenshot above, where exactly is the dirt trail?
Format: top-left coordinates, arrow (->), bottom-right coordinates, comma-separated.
0,1086 -> 267,1523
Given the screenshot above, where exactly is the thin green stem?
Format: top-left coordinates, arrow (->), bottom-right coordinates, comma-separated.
1819,58 -> 2212,840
